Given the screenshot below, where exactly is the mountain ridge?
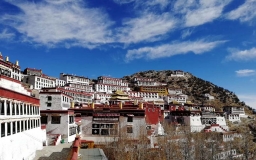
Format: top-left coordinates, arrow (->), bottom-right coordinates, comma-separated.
122,70 -> 252,112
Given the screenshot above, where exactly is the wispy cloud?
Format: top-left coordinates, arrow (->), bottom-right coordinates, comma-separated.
181,29 -> 193,39
174,0 -> 232,27
117,13 -> 176,44
236,69 -> 256,77
226,0 -> 256,22
125,39 -> 226,61
0,29 -> 15,40
1,0 -> 113,48
226,47 -> 256,61
112,0 -> 134,5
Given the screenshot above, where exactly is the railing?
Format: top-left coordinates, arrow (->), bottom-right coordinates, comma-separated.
67,136 -> 81,160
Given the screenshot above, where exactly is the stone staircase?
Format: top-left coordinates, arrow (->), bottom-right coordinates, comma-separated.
33,143 -> 72,160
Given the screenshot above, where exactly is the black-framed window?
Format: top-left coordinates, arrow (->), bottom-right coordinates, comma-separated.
21,121 -> 24,131
52,116 -> 61,124
16,104 -> 19,115
47,103 -> 51,107
69,116 -> 74,124
12,122 -> 16,134
24,105 -> 27,115
20,104 -> 23,115
7,123 -> 11,136
47,96 -> 52,101
1,123 -> 5,137
127,125 -> 133,133
12,103 -> 15,115
28,120 -> 30,129
17,121 -> 20,133
25,120 -> 27,130
7,102 -> 10,115
0,101 -> 4,115
29,106 -> 32,115
127,116 -> 133,122
41,116 -> 48,124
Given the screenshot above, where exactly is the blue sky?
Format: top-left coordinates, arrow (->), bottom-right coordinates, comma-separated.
0,0 -> 256,108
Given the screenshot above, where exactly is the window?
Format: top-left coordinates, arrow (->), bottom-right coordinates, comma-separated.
20,104 -> 23,115
17,121 -> 20,133
25,120 -> 27,130
12,122 -> 16,134
127,125 -> 133,133
47,103 -> 51,107
69,116 -> 74,124
127,116 -> 133,122
47,96 -> 52,101
21,121 -> 24,131
30,106 -> 32,115
41,116 -> 48,124
7,102 -> 10,115
69,127 -> 76,136
16,104 -> 19,115
1,123 -> 5,137
24,105 -> 27,115
52,116 -> 61,124
7,123 -> 11,136
0,101 -> 4,115
12,103 -> 15,115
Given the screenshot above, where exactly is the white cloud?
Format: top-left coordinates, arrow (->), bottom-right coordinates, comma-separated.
236,69 -> 256,77
125,39 -> 225,61
136,0 -> 170,10
0,29 -> 15,40
238,94 -> 256,108
173,0 -> 231,27
226,47 -> 256,61
184,0 -> 232,27
2,0 -> 113,48
117,13 -> 176,44
226,0 -> 256,22
181,29 -> 193,39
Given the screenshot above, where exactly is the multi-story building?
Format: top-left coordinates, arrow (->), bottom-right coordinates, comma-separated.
23,75 -> 56,90
223,106 -> 246,123
168,88 -> 183,95
170,70 -> 185,77
136,86 -> 168,96
0,53 -> 21,81
133,77 -> 156,86
55,79 -> 66,87
70,102 -> 163,143
0,54 -> 43,160
168,104 -> 229,132
40,109 -> 77,143
42,87 -> 93,105
164,94 -> 188,104
223,106 -> 246,117
23,68 -> 42,76
94,76 -> 129,93
94,92 -> 112,104
23,69 -> 66,89
125,91 -> 160,102
39,91 -> 74,110
65,83 -> 93,92
60,73 -> 90,85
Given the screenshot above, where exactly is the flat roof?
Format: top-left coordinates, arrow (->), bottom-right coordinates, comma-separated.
79,148 -> 108,160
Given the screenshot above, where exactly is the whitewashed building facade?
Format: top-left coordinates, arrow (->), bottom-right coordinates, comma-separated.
0,54 -> 43,160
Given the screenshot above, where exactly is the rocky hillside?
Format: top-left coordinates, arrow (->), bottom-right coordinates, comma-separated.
123,70 -> 252,112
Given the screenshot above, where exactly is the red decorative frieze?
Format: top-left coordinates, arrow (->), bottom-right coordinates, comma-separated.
0,87 -> 39,105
